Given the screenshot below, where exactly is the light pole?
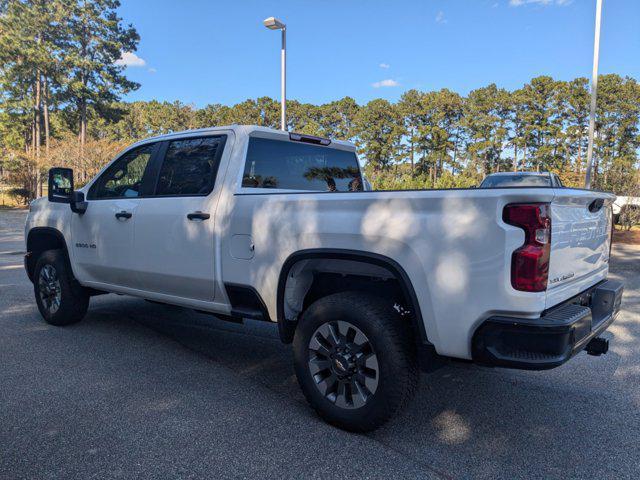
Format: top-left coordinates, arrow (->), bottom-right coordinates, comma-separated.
263,16 -> 287,131
585,0 -> 603,189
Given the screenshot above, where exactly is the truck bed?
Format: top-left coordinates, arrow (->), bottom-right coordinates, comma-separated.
223,186 -> 615,359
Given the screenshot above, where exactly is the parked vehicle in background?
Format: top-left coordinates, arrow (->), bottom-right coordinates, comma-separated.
479,171 -> 564,188
612,196 -> 640,226
24,125 -> 623,432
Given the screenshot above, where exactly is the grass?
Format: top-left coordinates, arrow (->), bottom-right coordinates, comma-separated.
0,205 -> 28,211
613,225 -> 640,245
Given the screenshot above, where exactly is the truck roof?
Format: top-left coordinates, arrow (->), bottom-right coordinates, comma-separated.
485,171 -> 551,177
127,125 -> 356,150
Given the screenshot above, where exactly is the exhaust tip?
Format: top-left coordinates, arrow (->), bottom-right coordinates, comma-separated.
586,337 -> 609,356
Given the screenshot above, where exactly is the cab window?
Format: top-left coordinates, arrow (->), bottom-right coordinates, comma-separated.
154,136 -> 225,196
90,144 -> 155,199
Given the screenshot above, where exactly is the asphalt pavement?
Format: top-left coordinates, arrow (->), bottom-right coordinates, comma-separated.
1,208 -> 639,479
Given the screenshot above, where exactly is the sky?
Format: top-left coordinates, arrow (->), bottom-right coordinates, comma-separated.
117,0 -> 640,108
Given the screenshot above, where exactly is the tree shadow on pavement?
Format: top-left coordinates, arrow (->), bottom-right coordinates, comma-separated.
83,281 -> 640,480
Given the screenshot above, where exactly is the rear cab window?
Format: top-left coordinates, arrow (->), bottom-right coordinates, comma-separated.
479,175 -> 552,188
241,137 -> 363,192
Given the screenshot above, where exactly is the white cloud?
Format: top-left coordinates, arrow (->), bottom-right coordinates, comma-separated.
372,79 -> 399,88
379,63 -> 390,69
115,51 -> 146,67
509,0 -> 572,6
148,67 -> 157,74
435,10 -> 447,23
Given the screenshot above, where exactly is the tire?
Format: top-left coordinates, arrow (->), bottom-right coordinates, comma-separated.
33,249 -> 89,326
293,291 -> 418,432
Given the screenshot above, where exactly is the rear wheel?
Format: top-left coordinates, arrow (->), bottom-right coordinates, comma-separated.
293,291 -> 418,432
34,250 -> 89,326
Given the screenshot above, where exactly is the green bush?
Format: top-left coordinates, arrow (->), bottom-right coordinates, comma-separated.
8,187 -> 31,205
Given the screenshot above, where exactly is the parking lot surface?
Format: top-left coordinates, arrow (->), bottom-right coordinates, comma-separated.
1,208 -> 639,479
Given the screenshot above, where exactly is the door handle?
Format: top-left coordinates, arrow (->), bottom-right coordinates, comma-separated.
115,210 -> 132,220
187,211 -> 210,221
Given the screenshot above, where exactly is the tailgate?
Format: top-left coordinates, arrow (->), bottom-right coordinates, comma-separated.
546,189 -> 615,309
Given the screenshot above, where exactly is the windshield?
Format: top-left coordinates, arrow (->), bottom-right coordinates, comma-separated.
479,174 -> 551,188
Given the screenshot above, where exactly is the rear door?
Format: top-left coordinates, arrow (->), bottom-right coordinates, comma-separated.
546,188 -> 615,308
131,134 -> 228,302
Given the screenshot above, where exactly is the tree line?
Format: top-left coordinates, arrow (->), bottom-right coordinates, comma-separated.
0,0 -> 138,199
1,1 -> 639,203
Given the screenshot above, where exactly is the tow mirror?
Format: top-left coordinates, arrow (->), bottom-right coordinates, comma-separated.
48,168 -> 74,203
47,167 -> 87,214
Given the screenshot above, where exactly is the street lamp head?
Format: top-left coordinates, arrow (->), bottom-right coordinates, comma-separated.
263,16 -> 285,30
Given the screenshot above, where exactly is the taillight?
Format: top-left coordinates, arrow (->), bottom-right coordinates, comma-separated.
503,203 -> 551,292
608,206 -> 614,258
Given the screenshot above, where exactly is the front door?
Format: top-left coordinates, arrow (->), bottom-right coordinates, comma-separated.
132,134 -> 227,302
72,142 -> 158,288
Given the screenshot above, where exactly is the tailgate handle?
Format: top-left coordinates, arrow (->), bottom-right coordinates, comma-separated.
588,199 -> 604,213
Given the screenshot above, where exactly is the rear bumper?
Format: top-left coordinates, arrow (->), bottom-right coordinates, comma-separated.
472,279 -> 623,370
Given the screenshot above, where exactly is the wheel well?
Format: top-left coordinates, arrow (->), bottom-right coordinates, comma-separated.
276,250 -> 428,347
299,271 -> 406,316
25,228 -> 68,281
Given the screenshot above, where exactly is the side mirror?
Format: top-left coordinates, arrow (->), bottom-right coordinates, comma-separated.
48,167 -> 74,203
47,167 -> 88,214
70,191 -> 88,215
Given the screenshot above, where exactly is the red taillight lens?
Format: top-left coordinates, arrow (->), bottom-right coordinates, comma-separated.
608,206 -> 614,258
503,203 -> 551,292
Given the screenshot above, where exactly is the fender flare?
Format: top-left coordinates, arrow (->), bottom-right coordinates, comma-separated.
276,248 -> 430,346
25,227 -> 70,281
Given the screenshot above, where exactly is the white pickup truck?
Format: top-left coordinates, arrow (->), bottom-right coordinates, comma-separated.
612,195 -> 640,224
25,125 -> 624,431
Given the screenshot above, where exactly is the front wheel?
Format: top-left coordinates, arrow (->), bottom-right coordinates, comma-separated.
34,249 -> 89,326
293,292 -> 418,432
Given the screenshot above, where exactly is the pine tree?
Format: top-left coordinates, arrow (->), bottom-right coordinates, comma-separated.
63,0 -> 139,178
563,78 -> 589,179
353,99 -> 402,172
462,84 -> 510,175
398,89 -> 424,175
0,0 -> 68,196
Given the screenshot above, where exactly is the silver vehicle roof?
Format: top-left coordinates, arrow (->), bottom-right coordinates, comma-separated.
485,172 -> 551,177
